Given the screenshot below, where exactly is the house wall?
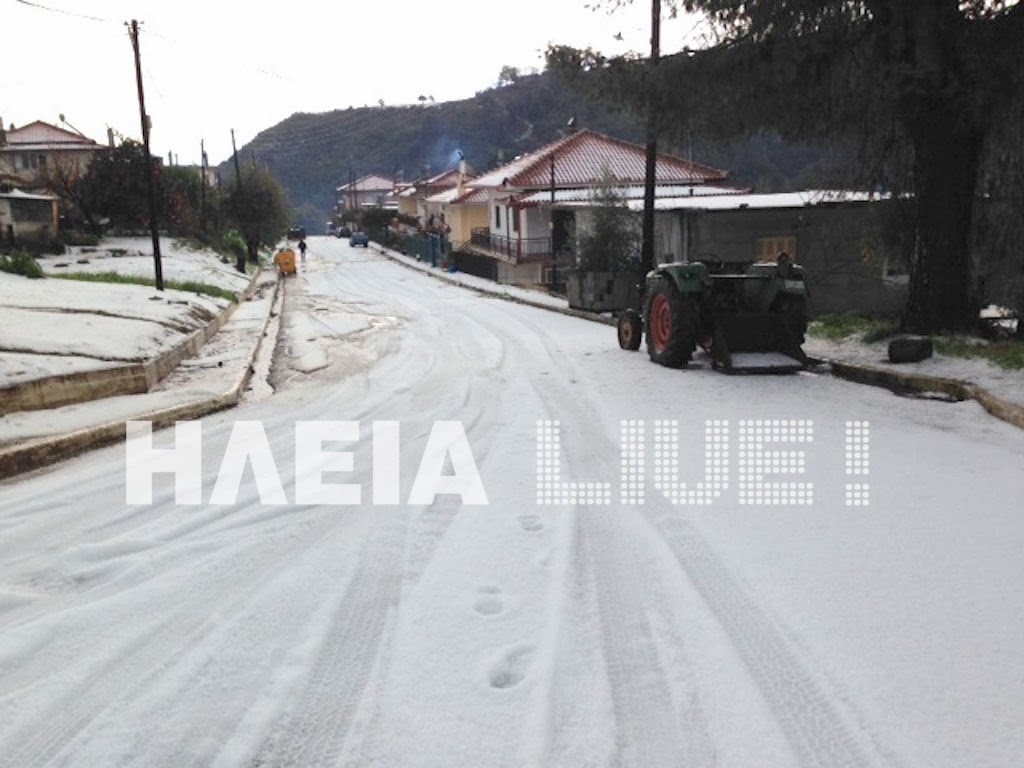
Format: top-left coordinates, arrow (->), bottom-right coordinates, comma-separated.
490,198 -> 511,238
447,204 -> 488,248
496,260 -> 544,285
0,196 -> 59,242
520,206 -> 549,240
660,201 -> 909,317
0,148 -> 96,191
397,196 -> 417,218
338,188 -> 394,212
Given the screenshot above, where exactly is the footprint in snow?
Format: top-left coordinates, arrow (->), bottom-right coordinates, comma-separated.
474,585 -> 505,617
488,643 -> 534,690
518,514 -> 544,533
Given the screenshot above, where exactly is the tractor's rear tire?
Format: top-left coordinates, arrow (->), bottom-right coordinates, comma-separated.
646,277 -> 698,368
618,310 -> 642,350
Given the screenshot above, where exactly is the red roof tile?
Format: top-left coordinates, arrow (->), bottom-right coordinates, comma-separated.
336,174 -> 395,193
471,129 -> 726,190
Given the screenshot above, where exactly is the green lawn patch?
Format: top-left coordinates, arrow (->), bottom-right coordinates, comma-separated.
808,313 -> 898,342
811,313 -> 1024,370
52,271 -> 238,303
934,336 -> 1024,370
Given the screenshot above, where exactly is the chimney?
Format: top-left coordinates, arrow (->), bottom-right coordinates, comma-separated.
456,158 -> 466,197
107,127 -> 115,147
0,117 -> 6,147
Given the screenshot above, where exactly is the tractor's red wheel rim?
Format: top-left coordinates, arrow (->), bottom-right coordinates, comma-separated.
650,293 -> 672,350
620,321 -> 633,346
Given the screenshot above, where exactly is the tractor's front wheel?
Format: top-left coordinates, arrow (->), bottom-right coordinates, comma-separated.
646,278 -> 698,368
617,310 -> 642,350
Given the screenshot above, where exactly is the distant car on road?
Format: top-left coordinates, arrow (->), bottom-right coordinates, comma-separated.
287,225 -> 306,240
349,231 -> 369,247
336,225 -> 352,238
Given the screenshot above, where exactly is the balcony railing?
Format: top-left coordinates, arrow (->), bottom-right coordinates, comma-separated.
469,228 -> 552,264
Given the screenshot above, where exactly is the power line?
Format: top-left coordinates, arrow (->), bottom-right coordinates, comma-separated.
14,0 -> 106,23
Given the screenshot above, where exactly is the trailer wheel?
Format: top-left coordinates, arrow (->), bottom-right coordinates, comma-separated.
646,278 -> 698,367
617,310 -> 642,350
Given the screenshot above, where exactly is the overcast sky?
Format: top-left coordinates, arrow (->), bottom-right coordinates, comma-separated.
4,0 -> 708,167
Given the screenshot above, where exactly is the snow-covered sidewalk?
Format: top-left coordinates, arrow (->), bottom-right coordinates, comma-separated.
0,238 -> 280,476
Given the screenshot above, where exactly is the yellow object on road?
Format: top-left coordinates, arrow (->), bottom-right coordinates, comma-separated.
275,248 -> 297,275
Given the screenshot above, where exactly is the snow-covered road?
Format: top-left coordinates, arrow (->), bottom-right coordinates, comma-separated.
2,236 -> 1022,767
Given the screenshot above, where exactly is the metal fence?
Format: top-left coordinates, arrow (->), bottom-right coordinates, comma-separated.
469,229 -> 552,263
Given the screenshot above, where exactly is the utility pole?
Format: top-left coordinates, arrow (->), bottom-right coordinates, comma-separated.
549,152 -> 557,290
128,19 -> 164,290
200,139 -> 208,235
230,129 -> 245,272
231,129 -> 242,191
641,0 -> 661,273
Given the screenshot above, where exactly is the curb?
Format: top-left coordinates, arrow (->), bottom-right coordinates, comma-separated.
0,273 -> 282,480
824,358 -> 1024,430
370,244 -> 617,326
0,269 -> 266,415
373,242 -> 1024,432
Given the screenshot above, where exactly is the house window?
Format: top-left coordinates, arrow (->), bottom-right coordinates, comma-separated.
494,204 -> 501,229
18,153 -> 47,171
755,236 -> 796,261
510,207 -> 520,234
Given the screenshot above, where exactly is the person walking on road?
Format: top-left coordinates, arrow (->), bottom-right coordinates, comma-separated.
298,239 -> 307,261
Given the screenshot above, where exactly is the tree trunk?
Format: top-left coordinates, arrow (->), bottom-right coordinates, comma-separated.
902,100 -> 983,334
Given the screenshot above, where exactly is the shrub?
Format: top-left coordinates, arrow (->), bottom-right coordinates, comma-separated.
0,250 -> 45,279
574,167 -> 641,273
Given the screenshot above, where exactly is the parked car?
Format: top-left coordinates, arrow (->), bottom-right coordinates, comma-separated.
337,225 -> 352,238
350,231 -> 369,247
325,221 -> 337,236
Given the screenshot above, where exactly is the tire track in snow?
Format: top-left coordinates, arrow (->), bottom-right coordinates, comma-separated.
580,508 -> 716,767
0,504 -> 374,767
514,346 -> 716,767
657,515 -> 882,768
249,512 -> 408,767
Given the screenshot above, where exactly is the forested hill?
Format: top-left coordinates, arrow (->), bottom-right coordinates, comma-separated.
225,70 -> 836,229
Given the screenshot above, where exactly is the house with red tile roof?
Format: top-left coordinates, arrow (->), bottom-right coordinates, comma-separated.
335,174 -> 397,213
455,129 -> 731,285
415,168 -> 475,229
0,119 -> 102,194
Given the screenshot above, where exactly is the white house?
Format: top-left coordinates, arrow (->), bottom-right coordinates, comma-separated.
462,128 -> 730,285
0,119 -> 102,194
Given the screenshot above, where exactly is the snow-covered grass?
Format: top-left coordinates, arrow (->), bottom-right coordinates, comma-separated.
809,313 -> 1024,370
53,270 -> 239,303
0,237 -> 255,388
40,235 -> 254,296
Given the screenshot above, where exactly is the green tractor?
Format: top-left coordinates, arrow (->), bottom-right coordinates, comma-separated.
617,255 -> 809,373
